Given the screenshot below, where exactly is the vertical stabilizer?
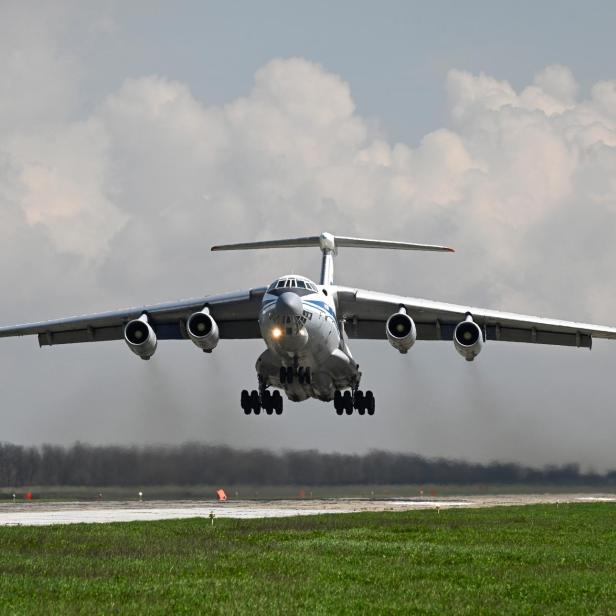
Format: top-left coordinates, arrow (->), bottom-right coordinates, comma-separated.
318,232 -> 336,286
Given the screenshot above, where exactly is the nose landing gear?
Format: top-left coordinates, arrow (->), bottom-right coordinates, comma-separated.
279,366 -> 312,385
333,389 -> 375,416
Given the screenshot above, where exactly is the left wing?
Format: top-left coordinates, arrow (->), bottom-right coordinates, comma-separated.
0,288 -> 266,347
335,286 -> 616,348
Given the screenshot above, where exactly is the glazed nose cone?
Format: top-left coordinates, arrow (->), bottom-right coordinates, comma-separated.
276,292 -> 303,317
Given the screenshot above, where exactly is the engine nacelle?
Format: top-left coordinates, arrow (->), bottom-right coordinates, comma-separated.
186,309 -> 219,352
386,309 -> 417,354
454,315 -> 483,361
124,314 -> 157,360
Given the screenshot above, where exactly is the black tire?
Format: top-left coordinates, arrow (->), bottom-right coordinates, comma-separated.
286,366 -> 294,384
343,391 -> 353,415
333,390 -> 343,412
279,367 -> 286,384
353,390 -> 363,409
366,390 -> 375,415
304,367 -> 312,385
250,390 -> 261,414
335,407 -> 344,416
261,390 -> 272,414
273,391 -> 283,415
297,367 -> 305,384
241,390 -> 251,414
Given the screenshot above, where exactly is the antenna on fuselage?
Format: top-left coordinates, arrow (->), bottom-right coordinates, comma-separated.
211,232 -> 454,286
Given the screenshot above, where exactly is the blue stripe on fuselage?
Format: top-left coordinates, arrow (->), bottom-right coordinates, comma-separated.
262,295 -> 336,320
304,299 -> 336,320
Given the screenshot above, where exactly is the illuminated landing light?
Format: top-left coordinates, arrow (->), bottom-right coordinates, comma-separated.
272,327 -> 283,339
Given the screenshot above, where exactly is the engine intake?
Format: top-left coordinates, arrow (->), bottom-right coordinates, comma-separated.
386,309 -> 417,354
124,315 -> 157,360
454,315 -> 483,361
186,309 -> 219,352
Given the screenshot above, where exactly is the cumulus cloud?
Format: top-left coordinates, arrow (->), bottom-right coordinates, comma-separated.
1,5 -> 616,468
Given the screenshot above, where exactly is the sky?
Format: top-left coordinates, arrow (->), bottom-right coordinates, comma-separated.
1,0 -> 616,469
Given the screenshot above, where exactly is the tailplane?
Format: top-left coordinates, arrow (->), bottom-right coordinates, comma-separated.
211,232 -> 454,285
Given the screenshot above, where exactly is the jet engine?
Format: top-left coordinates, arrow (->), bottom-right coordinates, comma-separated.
186,309 -> 219,352
124,314 -> 157,360
453,315 -> 483,361
386,309 -> 417,354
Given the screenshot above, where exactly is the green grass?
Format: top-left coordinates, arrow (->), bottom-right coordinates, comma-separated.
1,504 -> 615,614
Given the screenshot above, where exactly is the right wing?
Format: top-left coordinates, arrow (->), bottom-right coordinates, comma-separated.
0,288 -> 266,347
336,286 -> 616,348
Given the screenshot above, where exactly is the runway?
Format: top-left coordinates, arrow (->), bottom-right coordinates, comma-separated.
0,494 -> 615,526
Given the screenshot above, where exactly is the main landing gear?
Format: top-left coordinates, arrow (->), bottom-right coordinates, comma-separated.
241,389 -> 283,415
333,389 -> 375,416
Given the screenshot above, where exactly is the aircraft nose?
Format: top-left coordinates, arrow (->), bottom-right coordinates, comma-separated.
275,292 -> 303,317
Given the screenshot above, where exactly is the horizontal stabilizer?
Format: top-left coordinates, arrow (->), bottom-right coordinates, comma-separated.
212,236 -> 322,251
212,232 -> 454,253
334,236 -> 454,252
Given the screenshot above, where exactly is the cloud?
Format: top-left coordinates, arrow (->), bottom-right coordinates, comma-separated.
1,7 -> 616,469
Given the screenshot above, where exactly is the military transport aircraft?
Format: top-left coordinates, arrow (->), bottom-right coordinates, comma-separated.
1,232 -> 615,416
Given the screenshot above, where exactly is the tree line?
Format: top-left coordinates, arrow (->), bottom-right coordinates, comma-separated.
0,441 -> 614,487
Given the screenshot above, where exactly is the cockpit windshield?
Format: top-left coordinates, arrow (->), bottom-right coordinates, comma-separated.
268,277 -> 318,292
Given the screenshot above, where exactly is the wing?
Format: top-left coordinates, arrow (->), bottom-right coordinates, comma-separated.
335,286 -> 616,348
0,288 -> 266,347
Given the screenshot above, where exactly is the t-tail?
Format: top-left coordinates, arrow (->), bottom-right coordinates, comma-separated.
211,232 -> 454,285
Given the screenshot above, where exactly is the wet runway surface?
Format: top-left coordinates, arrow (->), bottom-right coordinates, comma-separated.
0,494 -> 615,526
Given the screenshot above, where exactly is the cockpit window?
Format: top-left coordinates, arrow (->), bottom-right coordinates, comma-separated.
269,278 -> 318,292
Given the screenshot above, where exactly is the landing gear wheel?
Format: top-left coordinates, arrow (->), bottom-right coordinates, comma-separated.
279,367 -> 287,385
334,390 -> 343,415
366,390 -> 375,415
296,367 -> 312,385
354,390 -> 366,415
250,390 -> 261,415
241,389 -> 251,415
272,390 -> 283,415
286,366 -> 294,384
262,390 -> 273,415
343,391 -> 353,415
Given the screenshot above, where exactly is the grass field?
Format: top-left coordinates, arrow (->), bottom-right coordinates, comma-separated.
1,504 -> 615,614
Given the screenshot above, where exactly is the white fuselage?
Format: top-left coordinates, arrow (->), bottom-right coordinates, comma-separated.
256,276 -> 360,402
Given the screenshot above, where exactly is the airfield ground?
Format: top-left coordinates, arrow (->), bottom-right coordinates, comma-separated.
1,503 -> 615,614
0,493 -> 615,525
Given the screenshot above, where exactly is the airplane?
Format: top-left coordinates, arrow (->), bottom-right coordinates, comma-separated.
1,231 -> 616,417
